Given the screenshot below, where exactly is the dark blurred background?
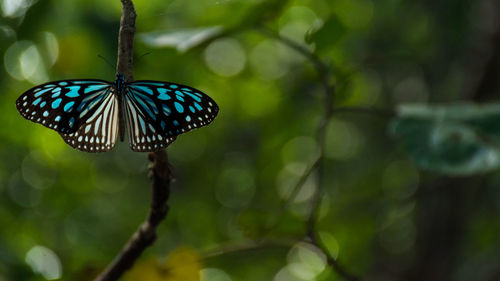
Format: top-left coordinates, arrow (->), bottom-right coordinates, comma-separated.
1,0 -> 500,280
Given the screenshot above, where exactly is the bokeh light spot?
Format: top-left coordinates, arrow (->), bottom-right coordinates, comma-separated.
201,268 -> 232,281
276,163 -> 316,203
279,6 -> 320,28
318,232 -> 340,259
325,119 -> 364,160
250,40 -> 290,80
25,245 -> 62,280
21,151 -> 57,190
287,242 -> 326,280
239,81 -> 282,118
8,172 -> 40,208
5,40 -> 33,80
20,45 -> 41,78
333,0 -> 374,30
378,217 -> 416,255
393,76 -> 429,103
281,136 -> 319,164
1,0 -> 35,18
216,167 -> 256,208
44,32 -> 59,67
382,160 -> 419,200
273,266 -> 308,281
5,41 -> 48,84
342,71 -> 381,107
204,38 -> 246,77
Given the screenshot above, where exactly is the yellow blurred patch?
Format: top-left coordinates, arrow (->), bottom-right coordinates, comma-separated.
124,246 -> 201,281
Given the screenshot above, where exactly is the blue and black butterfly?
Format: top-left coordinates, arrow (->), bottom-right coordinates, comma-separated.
16,74 -> 219,152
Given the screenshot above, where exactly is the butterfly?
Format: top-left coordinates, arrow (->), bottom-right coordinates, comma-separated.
16,74 -> 219,152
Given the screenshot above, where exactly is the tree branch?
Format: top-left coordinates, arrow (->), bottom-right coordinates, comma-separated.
94,1 -> 172,280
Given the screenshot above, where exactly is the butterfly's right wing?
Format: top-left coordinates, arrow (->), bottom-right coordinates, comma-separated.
123,81 -> 219,152
16,80 -> 119,152
122,85 -> 177,152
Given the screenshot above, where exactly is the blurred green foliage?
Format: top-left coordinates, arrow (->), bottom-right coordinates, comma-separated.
1,0 -> 500,280
392,104 -> 500,175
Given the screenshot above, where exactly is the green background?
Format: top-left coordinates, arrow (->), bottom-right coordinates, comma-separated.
1,0 -> 499,280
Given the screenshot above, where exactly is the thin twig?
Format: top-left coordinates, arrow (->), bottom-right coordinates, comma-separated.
202,238 -> 298,260
94,1 -> 172,280
259,27 -> 361,281
255,26 -> 330,74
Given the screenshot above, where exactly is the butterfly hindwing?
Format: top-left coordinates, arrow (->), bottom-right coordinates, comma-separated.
59,89 -> 119,152
16,80 -> 114,135
122,86 -> 177,152
124,81 -> 219,151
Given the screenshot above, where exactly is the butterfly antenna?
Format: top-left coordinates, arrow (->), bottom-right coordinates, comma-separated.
136,52 -> 151,64
97,54 -> 115,70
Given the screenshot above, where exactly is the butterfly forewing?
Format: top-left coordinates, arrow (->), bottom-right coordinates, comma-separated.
60,89 -> 119,152
16,80 -> 113,134
124,81 -> 218,151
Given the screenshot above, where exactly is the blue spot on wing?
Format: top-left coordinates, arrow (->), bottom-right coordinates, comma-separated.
174,102 -> 184,113
161,104 -> 171,116
33,97 -> 41,106
176,95 -> 185,102
52,98 -> 62,109
64,101 -> 75,112
138,115 -> 146,133
194,102 -> 202,111
185,92 -> 202,102
34,88 -> 52,97
158,88 -> 171,100
131,85 -> 154,95
84,84 -> 108,94
65,86 -> 80,97
68,117 -> 75,128
51,88 -> 61,98
128,89 -> 158,120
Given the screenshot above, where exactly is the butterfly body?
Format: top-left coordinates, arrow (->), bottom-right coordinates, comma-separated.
16,74 -> 219,152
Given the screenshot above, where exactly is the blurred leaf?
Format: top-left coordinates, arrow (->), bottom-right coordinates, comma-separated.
139,26 -> 224,53
124,247 -> 201,281
391,103 -> 500,175
139,0 -> 291,53
305,16 -> 346,52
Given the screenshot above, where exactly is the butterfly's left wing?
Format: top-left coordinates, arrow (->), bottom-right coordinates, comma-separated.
16,80 -> 119,152
123,81 -> 219,152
